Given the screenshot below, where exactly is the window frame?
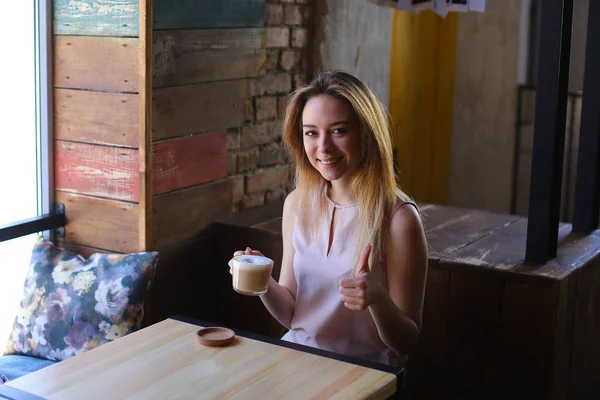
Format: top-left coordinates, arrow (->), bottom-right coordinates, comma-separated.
0,0 -> 63,243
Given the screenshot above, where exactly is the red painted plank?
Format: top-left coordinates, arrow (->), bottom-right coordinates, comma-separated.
152,131 -> 227,194
55,141 -> 139,202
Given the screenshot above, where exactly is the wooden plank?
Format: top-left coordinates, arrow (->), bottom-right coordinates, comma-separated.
152,131 -> 227,195
569,257 -> 600,399
54,36 -> 139,92
152,179 -> 232,249
144,231 -> 220,326
56,191 -> 139,253
419,204 -> 473,233
426,210 -> 520,261
499,280 -> 559,398
153,28 -> 266,87
217,200 -> 284,228
406,267 -> 450,388
444,220 -> 571,273
153,0 -> 265,30
152,80 -> 247,141
57,241 -> 121,258
504,228 -> 600,279
441,268 -> 504,393
138,0 -> 152,252
55,141 -> 139,202
54,89 -> 139,148
54,0 -> 139,37
553,274 -> 577,400
440,218 -> 527,269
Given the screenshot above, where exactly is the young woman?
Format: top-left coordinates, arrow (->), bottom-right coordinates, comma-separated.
232,70 -> 428,366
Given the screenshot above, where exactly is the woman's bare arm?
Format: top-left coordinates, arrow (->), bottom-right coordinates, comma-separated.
368,204 -> 428,355
256,190 -> 298,329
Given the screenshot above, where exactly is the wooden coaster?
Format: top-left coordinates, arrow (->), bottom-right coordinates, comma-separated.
196,327 -> 235,347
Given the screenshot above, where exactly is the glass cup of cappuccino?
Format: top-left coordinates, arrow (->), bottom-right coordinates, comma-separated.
231,254 -> 274,296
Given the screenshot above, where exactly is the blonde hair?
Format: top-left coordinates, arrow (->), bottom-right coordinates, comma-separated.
282,70 -> 414,271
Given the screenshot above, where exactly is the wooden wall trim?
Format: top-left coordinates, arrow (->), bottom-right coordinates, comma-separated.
139,0 -> 153,251
56,191 -> 139,253
57,241 -> 122,258
152,179 -> 232,250
153,28 -> 266,87
54,0 -> 139,37
153,0 -> 265,30
152,80 -> 247,141
54,35 -> 139,92
54,89 -> 139,148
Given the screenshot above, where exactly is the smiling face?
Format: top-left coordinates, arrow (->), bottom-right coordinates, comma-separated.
301,95 -> 362,187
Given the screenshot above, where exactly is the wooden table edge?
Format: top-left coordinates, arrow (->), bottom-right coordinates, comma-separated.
0,384 -> 46,400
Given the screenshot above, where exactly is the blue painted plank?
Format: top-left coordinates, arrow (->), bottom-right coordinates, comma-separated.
54,0 -> 139,37
153,0 -> 265,30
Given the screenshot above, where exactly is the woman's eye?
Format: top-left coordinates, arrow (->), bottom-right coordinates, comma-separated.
304,131 -> 316,137
333,128 -> 348,135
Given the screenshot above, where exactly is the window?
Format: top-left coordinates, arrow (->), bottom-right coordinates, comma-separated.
0,0 -> 52,345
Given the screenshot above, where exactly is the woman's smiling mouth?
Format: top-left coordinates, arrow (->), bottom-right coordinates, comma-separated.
318,156 -> 343,165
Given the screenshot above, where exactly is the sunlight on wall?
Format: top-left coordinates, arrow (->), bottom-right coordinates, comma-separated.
0,1 -> 38,348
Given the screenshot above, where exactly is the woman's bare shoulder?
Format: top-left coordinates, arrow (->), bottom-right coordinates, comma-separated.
283,189 -> 298,216
389,201 -> 425,241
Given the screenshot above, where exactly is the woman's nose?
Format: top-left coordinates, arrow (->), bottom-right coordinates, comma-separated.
318,132 -> 331,150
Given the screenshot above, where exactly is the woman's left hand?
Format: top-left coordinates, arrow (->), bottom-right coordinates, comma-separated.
339,244 -> 385,311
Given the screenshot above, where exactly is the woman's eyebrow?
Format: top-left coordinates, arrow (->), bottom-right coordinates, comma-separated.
302,120 -> 351,128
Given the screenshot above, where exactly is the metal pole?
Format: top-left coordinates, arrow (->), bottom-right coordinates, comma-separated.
573,0 -> 600,233
525,0 -> 574,263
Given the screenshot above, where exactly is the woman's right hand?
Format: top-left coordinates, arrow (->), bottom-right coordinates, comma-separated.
228,247 -> 265,275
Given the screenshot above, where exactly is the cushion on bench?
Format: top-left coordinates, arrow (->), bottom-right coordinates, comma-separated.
3,236 -> 159,363
0,354 -> 56,382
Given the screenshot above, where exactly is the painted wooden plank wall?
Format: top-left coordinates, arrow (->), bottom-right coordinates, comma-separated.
152,131 -> 227,195
152,179 -> 232,249
153,0 -> 265,30
56,191 -> 139,253
55,141 -> 140,202
54,89 -> 139,148
152,80 -> 247,141
52,0 -> 147,255
149,0 -> 270,253
54,36 -> 139,92
153,28 -> 266,87
54,0 -> 139,37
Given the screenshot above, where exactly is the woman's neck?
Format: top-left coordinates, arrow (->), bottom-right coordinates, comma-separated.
327,181 -> 354,206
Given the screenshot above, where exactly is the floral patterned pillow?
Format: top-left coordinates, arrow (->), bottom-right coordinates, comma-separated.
3,236 -> 159,362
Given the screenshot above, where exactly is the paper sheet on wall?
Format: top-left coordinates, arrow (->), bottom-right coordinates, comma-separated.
367,0 -> 486,18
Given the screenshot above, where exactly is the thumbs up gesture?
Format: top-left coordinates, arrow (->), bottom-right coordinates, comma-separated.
339,244 -> 384,311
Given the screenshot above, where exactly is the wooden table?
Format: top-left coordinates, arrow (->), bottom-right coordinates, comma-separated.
4,317 -> 397,399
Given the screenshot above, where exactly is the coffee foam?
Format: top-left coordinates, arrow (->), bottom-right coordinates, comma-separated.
233,254 -> 273,269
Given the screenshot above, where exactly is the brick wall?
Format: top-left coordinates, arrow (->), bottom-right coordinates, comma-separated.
229,0 -> 315,212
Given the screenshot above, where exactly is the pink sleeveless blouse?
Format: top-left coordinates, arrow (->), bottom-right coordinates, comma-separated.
281,193 -> 403,366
